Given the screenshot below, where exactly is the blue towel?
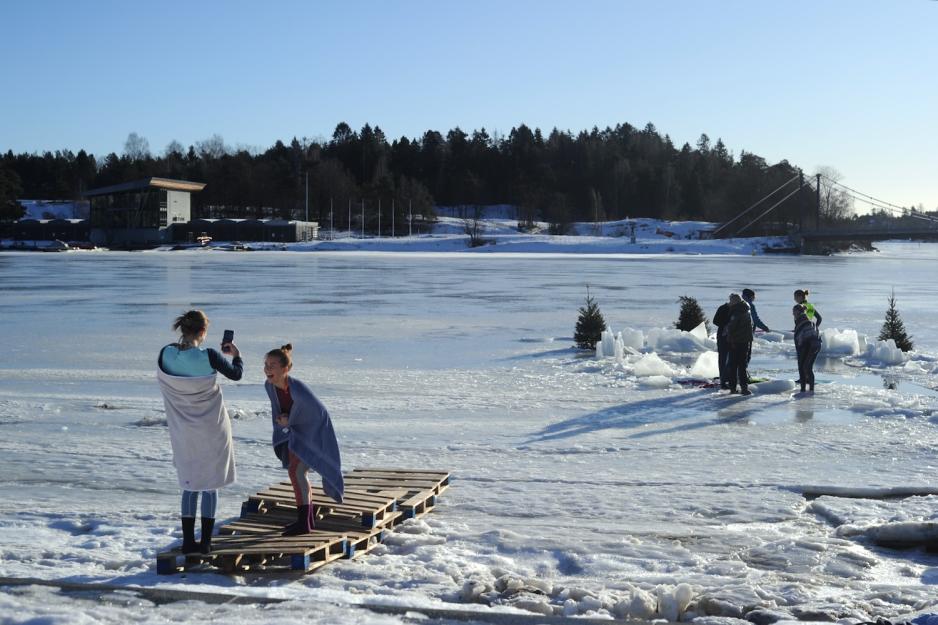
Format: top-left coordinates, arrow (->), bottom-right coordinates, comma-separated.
265,378 -> 344,503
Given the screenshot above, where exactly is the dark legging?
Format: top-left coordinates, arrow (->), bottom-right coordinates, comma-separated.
797,340 -> 821,388
727,343 -> 750,391
717,334 -> 730,386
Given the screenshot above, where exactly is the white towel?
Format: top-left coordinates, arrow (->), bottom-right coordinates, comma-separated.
157,369 -> 236,491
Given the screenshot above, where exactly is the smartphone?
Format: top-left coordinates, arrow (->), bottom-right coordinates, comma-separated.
222,329 -> 234,352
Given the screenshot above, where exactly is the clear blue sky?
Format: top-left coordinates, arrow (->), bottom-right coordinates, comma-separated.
1,1 -> 935,210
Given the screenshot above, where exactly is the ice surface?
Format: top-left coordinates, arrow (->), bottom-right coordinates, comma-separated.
2,245 -> 938,624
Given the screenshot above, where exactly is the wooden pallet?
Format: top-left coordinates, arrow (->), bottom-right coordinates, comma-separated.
243,484 -> 398,528
224,510 -> 391,559
156,531 -> 347,574
156,468 -> 450,575
345,469 -> 449,522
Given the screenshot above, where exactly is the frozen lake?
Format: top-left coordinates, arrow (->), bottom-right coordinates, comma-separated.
1,243 -> 937,624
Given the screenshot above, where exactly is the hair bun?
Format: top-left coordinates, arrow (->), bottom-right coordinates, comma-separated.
280,343 -> 293,352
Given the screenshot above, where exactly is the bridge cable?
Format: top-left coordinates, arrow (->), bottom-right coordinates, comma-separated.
710,173 -> 800,237
735,186 -> 804,235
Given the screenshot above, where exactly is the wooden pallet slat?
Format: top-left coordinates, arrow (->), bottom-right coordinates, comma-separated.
158,467 -> 448,575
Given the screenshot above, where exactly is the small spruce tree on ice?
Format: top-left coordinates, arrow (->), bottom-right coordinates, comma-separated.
575,287 -> 607,350
878,290 -> 913,352
675,295 -> 710,333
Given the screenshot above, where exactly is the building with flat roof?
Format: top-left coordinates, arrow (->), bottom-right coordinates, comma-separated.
84,177 -> 206,247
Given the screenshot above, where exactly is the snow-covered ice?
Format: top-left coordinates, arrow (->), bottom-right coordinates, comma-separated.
1,241 -> 938,624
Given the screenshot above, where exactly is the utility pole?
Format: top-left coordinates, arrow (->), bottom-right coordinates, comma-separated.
409,199 -> 413,236
361,199 -> 364,238
377,199 -> 381,238
798,171 -> 804,233
348,199 -> 351,238
330,197 -> 334,239
815,173 -> 821,230
391,199 -> 395,237
304,171 -> 308,224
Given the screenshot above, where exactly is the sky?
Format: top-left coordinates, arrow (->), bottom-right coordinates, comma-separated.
1,0 -> 935,211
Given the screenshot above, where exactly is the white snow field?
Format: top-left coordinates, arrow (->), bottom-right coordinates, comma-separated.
1,242 -> 937,624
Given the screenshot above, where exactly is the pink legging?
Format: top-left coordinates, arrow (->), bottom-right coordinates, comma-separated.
287,451 -> 312,506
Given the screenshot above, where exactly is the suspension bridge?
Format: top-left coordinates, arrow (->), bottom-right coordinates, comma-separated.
710,173 -> 938,254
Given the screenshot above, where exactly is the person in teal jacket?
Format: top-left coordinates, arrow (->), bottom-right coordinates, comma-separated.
158,309 -> 242,554
742,288 -> 770,333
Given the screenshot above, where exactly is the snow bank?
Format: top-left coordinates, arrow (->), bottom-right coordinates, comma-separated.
865,338 -> 908,366
640,375 -> 673,388
812,327 -> 909,366
471,574 -> 701,621
689,351 -> 720,379
750,379 -> 796,394
646,327 -> 713,353
596,327 -> 643,361
633,353 -> 676,377
819,328 -> 861,356
620,327 -> 644,350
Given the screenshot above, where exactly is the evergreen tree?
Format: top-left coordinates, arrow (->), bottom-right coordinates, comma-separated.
574,287 -> 607,349
675,295 -> 709,332
878,291 -> 913,352
0,162 -> 24,221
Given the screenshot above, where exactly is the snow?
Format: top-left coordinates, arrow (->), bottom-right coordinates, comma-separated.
820,328 -> 862,356
632,352 -> 676,377
646,327 -> 714,353
2,241 -> 938,624
866,338 -> 909,366
749,379 -> 796,394
689,351 -> 720,379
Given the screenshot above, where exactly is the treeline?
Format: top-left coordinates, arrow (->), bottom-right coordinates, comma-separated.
2,121 -> 820,229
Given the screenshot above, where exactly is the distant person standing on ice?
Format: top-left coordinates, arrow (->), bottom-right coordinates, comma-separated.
793,304 -> 822,393
793,289 -> 822,328
264,344 -> 344,536
793,289 -> 822,389
157,310 -> 242,555
712,296 -> 732,389
741,289 -> 770,333
725,293 -> 754,395
741,288 -> 769,382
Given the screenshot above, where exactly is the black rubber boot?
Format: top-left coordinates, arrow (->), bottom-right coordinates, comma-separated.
200,517 -> 215,554
282,504 -> 312,536
181,517 -> 198,554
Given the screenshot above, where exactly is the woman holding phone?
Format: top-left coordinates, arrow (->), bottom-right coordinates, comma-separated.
157,310 -> 242,554
264,343 -> 344,535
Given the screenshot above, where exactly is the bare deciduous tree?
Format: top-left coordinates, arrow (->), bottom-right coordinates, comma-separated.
815,166 -> 853,223
463,205 -> 487,247
123,132 -> 150,160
